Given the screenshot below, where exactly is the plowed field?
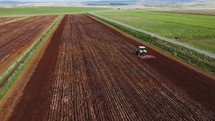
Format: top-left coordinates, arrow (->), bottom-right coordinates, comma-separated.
7,14 -> 215,121
0,15 -> 58,72
0,17 -> 21,23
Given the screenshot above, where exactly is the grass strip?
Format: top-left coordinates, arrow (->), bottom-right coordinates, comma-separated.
0,15 -> 63,99
89,13 -> 215,74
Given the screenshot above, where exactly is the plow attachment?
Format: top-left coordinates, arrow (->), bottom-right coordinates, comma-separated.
138,54 -> 156,60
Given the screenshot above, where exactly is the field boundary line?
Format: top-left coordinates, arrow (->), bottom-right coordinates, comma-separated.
89,12 -> 215,58
0,16 -> 29,26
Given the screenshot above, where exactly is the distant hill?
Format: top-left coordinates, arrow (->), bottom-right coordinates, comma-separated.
139,0 -> 193,5
83,0 -> 214,5
188,0 -> 215,5
83,0 -> 139,6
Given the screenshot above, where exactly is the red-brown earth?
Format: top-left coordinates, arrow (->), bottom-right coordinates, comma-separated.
4,14 -> 215,121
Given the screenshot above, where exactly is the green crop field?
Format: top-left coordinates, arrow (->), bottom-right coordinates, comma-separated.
0,6 -> 111,16
96,10 -> 215,53
180,38 -> 215,53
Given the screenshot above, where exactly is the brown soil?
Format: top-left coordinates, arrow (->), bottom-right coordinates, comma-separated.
5,14 -> 215,121
0,15 -> 63,121
0,15 -> 58,73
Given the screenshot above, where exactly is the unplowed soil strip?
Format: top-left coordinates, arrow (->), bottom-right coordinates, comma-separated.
7,14 -> 215,121
0,15 -> 58,73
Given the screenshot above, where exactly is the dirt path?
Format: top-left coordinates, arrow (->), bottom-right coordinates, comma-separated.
6,14 -> 215,121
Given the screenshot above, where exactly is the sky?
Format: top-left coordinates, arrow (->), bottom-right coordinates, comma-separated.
1,0 -> 97,2
0,0 -> 213,4
0,0 -> 139,3
0,0 -> 192,2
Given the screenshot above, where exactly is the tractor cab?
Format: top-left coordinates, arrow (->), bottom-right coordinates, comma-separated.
135,46 -> 156,60
136,46 -> 147,55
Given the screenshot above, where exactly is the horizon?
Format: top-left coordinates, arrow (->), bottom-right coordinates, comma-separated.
0,0 -> 196,3
0,0 -> 214,5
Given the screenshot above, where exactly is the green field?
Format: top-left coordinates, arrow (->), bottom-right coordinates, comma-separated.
180,38 -> 215,53
97,10 -> 215,53
0,6 -> 111,16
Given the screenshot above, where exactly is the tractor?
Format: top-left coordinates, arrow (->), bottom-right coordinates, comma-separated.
135,46 -> 156,59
